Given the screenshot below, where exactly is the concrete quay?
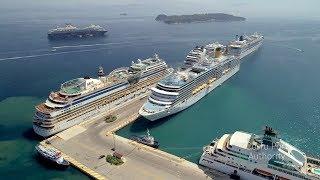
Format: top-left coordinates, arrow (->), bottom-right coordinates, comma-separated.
41,96 -> 228,180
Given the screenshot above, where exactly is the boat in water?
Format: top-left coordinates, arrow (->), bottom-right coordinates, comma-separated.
47,24 -> 107,40
35,144 -> 69,168
130,129 -> 159,148
227,32 -> 264,60
139,42 -> 240,121
139,33 -> 263,122
33,54 -> 171,137
199,126 -> 320,180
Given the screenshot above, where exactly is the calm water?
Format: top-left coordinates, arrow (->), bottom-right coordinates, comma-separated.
1,4 -> 320,179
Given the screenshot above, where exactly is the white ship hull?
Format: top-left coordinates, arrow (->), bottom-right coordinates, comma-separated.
34,87 -> 149,137
199,153 -> 316,180
199,155 -> 266,180
237,41 -> 263,60
141,65 -> 240,121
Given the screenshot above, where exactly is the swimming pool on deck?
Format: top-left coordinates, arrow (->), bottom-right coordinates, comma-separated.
312,168 -> 320,175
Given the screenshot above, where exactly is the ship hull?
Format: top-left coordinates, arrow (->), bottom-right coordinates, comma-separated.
35,152 -> 69,169
33,87 -> 149,137
48,30 -> 107,40
198,153 -> 316,180
199,154 -> 266,180
141,65 -> 240,121
33,67 -> 170,137
237,41 -> 263,60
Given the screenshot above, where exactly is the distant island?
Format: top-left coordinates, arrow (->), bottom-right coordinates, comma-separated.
155,13 -> 246,24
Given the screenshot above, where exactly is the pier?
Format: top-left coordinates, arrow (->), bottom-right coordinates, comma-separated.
40,94 -> 227,179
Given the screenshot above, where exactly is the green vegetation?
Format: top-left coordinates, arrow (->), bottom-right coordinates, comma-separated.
104,115 -> 117,123
106,155 -> 123,165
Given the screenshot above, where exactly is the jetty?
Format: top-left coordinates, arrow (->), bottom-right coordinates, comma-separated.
40,94 -> 227,179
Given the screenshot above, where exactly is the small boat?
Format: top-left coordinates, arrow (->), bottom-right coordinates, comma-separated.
130,129 -> 159,148
35,144 -> 69,168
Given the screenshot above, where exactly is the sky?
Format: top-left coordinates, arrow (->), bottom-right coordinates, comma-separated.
0,0 -> 319,21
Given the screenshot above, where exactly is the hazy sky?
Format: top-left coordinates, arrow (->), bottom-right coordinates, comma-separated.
1,0 -> 319,20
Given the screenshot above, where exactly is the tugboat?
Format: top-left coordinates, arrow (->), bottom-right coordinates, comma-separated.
35,144 -> 69,168
130,129 -> 159,148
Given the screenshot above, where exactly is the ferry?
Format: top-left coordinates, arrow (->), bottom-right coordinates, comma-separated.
35,144 -> 69,168
199,127 -> 320,180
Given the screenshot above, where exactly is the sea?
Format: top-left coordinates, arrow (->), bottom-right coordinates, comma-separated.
1,3 -> 320,179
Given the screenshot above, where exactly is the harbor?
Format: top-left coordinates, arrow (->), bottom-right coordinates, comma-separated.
34,34 -> 263,179
2,4 -> 320,178
40,94 -> 227,179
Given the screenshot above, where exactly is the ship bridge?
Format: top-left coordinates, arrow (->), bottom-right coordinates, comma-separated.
158,73 -> 188,89
150,87 -> 179,96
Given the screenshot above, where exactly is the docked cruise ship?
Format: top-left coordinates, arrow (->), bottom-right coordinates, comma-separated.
33,54 -> 170,137
139,43 -> 240,121
199,127 -> 320,180
47,24 -> 107,39
227,33 -> 264,60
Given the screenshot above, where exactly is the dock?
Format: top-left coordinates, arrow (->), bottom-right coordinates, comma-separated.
40,95 -> 227,179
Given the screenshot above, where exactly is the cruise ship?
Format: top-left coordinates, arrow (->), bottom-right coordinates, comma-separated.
227,33 -> 264,60
33,54 -> 170,137
199,127 -> 320,180
139,43 -> 240,121
47,24 -> 107,39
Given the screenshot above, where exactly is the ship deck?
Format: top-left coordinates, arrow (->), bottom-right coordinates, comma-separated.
35,70 -> 166,116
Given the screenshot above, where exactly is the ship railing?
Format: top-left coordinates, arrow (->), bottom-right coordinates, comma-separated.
49,92 -> 69,103
36,104 -> 54,114
307,155 -> 320,166
109,67 -> 129,75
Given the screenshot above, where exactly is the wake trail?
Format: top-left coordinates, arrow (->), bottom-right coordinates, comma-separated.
0,47 -> 111,62
52,42 -> 134,49
0,48 -> 51,55
0,41 -> 134,55
268,42 -> 303,52
0,41 -> 170,62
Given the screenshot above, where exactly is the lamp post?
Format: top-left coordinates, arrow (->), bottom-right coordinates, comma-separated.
111,132 -> 116,151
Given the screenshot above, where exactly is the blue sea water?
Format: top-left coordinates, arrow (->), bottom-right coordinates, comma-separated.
1,3 -> 320,179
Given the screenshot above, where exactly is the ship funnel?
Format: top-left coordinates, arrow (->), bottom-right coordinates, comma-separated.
98,66 -> 105,77
239,35 -> 244,41
214,47 -> 222,58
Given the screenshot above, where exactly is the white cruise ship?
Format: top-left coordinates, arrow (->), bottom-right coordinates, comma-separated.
139,43 -> 240,121
33,54 -> 170,137
227,33 -> 264,60
199,127 -> 320,180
